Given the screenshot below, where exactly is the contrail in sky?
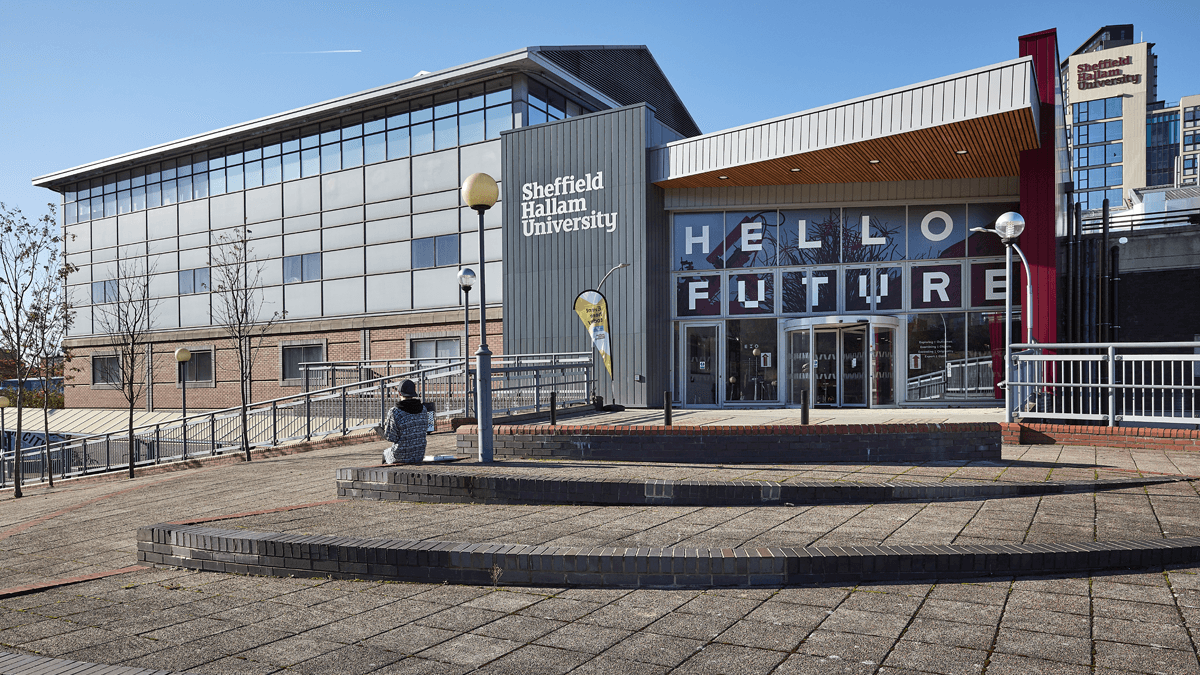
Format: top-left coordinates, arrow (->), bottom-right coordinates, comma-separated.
268,50 -> 362,54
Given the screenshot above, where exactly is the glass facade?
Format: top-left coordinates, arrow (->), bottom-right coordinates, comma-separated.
1146,111 -> 1180,187
64,75 -> 595,337
672,202 -> 1019,406
1071,96 -> 1125,211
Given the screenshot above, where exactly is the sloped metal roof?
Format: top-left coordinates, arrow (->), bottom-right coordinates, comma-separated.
649,57 -> 1041,188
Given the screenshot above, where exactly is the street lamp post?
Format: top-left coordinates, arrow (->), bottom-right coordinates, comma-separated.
597,263 -> 629,291
461,173 -> 498,463
971,212 -> 1029,424
457,268 -> 476,420
0,396 -> 9,493
175,348 -> 191,459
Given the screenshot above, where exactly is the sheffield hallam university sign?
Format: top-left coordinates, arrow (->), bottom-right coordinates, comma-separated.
519,172 -> 619,237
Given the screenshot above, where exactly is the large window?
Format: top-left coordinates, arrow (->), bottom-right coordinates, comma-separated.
412,338 -> 459,368
178,268 -> 209,295
1071,96 -> 1122,124
91,279 -> 118,304
283,253 -> 321,283
92,355 -> 120,385
281,343 -> 324,383
62,78 -> 515,225
411,235 -> 459,269
177,349 -> 214,384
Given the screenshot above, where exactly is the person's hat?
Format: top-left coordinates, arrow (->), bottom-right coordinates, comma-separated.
399,379 -> 418,397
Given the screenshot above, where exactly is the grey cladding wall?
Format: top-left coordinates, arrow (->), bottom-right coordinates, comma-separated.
502,104 -> 667,407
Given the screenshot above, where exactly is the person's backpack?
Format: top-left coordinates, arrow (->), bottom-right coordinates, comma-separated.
383,406 -> 402,443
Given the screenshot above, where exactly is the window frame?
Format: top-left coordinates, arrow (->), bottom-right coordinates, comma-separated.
90,352 -> 121,389
175,345 -> 216,388
279,339 -> 327,387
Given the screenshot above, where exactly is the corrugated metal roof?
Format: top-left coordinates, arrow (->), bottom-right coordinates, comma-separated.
6,408 -> 184,437
649,57 -> 1040,187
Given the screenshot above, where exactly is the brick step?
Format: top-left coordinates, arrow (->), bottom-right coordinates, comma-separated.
138,523 -> 1200,589
336,466 -> 1187,506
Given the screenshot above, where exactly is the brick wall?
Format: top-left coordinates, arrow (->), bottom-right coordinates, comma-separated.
456,423 -> 1001,464
64,316 -> 503,411
1002,422 -> 1200,451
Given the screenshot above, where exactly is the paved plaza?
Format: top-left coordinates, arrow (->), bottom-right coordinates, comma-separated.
4,411 -> 1200,673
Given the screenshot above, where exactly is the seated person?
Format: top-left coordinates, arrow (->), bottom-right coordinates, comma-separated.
383,379 -> 427,464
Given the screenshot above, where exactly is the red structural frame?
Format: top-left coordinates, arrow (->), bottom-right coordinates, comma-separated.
1018,29 -> 1061,345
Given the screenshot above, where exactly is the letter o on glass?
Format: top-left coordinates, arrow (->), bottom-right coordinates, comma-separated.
921,211 -> 954,242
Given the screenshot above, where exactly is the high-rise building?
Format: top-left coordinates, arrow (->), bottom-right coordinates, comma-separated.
1062,25 -> 1198,210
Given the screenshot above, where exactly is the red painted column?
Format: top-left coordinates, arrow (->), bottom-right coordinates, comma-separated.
1018,29 -> 1061,345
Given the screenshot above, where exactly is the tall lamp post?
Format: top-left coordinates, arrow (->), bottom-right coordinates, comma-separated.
0,396 -> 10,495
461,173 -> 498,463
457,268 -> 476,419
971,212 -> 1030,423
175,348 -> 191,459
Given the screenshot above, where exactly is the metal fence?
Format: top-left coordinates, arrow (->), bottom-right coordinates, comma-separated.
1008,342 -> 1200,426
905,355 -> 996,401
1,353 -> 595,489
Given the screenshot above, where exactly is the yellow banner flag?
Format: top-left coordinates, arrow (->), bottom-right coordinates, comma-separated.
573,290 -> 613,378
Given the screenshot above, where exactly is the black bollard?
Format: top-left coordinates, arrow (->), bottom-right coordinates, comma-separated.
550,392 -> 557,425
801,389 -> 809,425
664,391 -> 672,426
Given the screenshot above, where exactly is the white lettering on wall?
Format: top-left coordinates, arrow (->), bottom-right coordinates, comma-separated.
862,215 -> 886,246
738,278 -> 766,308
858,273 -> 890,303
921,211 -> 953,242
740,222 -> 763,252
797,219 -> 820,249
688,281 -> 709,310
985,269 -> 1007,300
923,272 -> 950,303
520,172 -> 618,237
802,275 -> 828,307
685,226 -> 710,255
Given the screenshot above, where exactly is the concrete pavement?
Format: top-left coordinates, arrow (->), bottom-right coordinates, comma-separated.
4,421 -> 1200,673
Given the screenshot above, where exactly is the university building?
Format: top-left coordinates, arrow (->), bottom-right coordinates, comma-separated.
37,29 -> 1193,412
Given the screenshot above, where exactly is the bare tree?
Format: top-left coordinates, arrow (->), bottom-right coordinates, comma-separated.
93,257 -> 157,479
211,225 -> 281,462
28,258 -> 75,488
0,203 -> 65,498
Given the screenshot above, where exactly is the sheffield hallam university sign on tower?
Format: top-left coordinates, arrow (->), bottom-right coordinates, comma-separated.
501,104 -> 667,407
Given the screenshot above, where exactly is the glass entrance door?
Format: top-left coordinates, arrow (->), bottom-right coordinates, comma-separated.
813,329 -> 839,405
841,326 -> 867,405
784,316 -> 899,408
683,324 -> 719,405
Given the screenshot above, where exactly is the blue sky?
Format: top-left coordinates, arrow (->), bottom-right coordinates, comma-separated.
2,0 -> 1197,217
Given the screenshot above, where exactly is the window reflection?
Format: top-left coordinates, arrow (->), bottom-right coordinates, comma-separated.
64,78 -> 517,223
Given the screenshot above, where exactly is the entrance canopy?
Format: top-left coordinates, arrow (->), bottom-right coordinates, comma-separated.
649,57 -> 1041,188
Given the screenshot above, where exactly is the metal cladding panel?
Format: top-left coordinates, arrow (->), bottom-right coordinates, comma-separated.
534,47 -> 701,138
648,57 -> 1038,183
502,104 -> 664,407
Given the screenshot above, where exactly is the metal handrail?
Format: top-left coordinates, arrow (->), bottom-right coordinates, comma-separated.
1008,342 -> 1200,427
1,356 -> 596,489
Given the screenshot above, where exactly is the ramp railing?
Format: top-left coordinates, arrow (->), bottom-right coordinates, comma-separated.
1,352 -> 595,489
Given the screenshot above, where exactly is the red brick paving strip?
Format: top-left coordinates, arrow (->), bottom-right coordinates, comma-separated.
0,565 -> 146,599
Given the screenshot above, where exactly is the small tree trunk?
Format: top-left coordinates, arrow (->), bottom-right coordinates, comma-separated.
127,399 -> 135,479
42,378 -> 52,488
13,383 -> 24,499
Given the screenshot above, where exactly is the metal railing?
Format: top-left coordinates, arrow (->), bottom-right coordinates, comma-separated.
1008,342 -> 1200,426
905,355 -> 996,401
299,352 -> 593,392
1,353 -> 596,489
